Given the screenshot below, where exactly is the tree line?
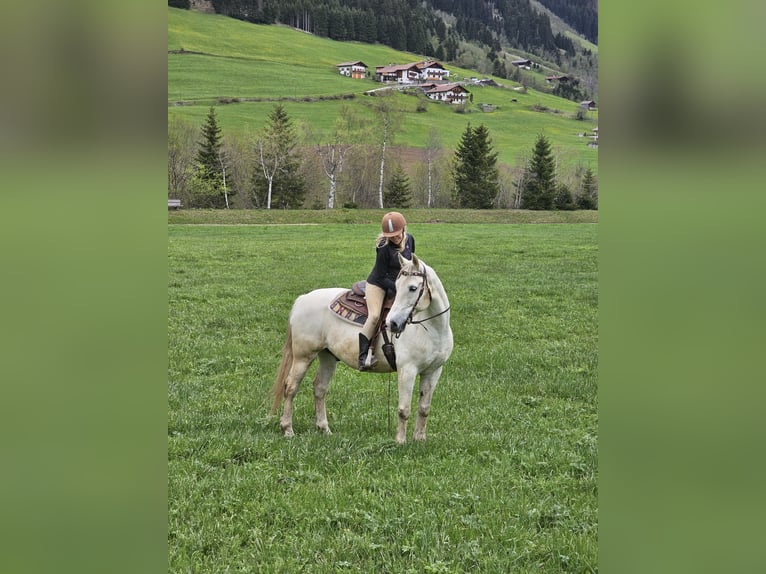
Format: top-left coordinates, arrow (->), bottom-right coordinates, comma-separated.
534,0 -> 598,44
168,102 -> 597,210
183,0 -> 562,61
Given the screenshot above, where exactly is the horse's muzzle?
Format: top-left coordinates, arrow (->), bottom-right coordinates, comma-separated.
388,318 -> 404,334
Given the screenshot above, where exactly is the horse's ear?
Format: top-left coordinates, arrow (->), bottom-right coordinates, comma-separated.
412,253 -> 420,269
398,253 -> 409,268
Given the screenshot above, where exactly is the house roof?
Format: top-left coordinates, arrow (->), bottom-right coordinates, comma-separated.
416,60 -> 446,70
376,63 -> 419,74
426,83 -> 469,94
375,64 -> 417,73
376,61 -> 447,74
511,59 -> 531,65
336,61 -> 367,68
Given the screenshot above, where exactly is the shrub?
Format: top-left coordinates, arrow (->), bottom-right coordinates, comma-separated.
554,183 -> 575,210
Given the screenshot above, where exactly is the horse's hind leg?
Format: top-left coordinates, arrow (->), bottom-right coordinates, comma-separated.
313,350 -> 338,434
413,367 -> 442,442
281,355 -> 314,437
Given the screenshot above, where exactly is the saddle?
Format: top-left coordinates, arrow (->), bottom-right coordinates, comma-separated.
329,281 -> 393,329
329,281 -> 397,369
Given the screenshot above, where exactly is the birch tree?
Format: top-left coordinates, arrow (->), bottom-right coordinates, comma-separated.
510,154 -> 531,209
217,148 -> 229,209
255,136 -> 281,210
316,106 -> 360,209
317,138 -> 345,209
373,92 -> 401,209
168,116 -> 197,204
424,128 -> 443,208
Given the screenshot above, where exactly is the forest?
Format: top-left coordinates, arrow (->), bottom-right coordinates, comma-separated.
194,0 -> 573,57
535,0 -> 598,44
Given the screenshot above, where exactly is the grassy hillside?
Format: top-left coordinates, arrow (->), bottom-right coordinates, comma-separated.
168,7 -> 598,173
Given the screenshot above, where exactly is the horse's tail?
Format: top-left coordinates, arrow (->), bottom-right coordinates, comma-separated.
269,322 -> 293,416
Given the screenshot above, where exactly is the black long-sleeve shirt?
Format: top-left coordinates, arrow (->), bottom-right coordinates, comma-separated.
366,234 -> 415,294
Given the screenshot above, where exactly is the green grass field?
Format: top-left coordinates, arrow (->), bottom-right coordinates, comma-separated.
168,7 -> 598,173
168,220 -> 598,572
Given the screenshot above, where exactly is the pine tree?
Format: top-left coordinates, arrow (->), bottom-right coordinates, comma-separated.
554,183 -> 575,210
195,106 -> 222,180
384,165 -> 413,208
253,104 -> 306,209
492,58 -> 507,79
452,123 -> 499,209
523,134 -> 556,210
576,167 -> 598,209
192,106 -> 230,208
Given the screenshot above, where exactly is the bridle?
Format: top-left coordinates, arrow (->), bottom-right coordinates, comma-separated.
393,268 -> 451,335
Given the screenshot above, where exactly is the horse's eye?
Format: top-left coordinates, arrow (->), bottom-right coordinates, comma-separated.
409,285 -> 418,292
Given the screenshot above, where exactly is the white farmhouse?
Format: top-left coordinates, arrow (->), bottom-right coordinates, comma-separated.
336,61 -> 368,79
416,60 -> 450,81
375,63 -> 421,84
424,83 -> 470,104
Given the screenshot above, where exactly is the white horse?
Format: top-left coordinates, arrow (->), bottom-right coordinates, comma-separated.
270,254 -> 453,443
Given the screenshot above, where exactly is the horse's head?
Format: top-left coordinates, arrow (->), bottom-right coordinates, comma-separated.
387,253 -> 429,334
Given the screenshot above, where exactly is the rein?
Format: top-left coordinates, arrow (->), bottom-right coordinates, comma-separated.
409,305 -> 451,326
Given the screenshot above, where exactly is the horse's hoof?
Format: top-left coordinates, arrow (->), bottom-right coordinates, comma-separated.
283,428 -> 295,437
317,426 -> 332,435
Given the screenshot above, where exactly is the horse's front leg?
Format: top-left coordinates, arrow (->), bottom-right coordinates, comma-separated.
413,367 -> 442,442
313,351 -> 338,434
396,366 -> 418,444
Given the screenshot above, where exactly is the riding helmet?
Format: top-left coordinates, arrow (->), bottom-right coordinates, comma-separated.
381,211 -> 406,237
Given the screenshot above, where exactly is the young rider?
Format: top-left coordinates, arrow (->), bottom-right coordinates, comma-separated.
358,211 -> 415,370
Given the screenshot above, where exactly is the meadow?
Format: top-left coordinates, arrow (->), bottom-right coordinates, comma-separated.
168,7 -> 598,173
168,219 -> 598,572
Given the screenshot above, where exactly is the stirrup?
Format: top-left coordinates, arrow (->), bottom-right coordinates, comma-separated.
359,349 -> 377,371
360,356 -> 377,371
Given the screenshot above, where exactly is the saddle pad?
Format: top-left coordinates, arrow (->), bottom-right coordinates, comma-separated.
329,287 -> 395,327
329,290 -> 368,326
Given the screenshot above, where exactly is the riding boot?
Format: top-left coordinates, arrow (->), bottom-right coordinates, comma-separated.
358,333 -> 376,371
